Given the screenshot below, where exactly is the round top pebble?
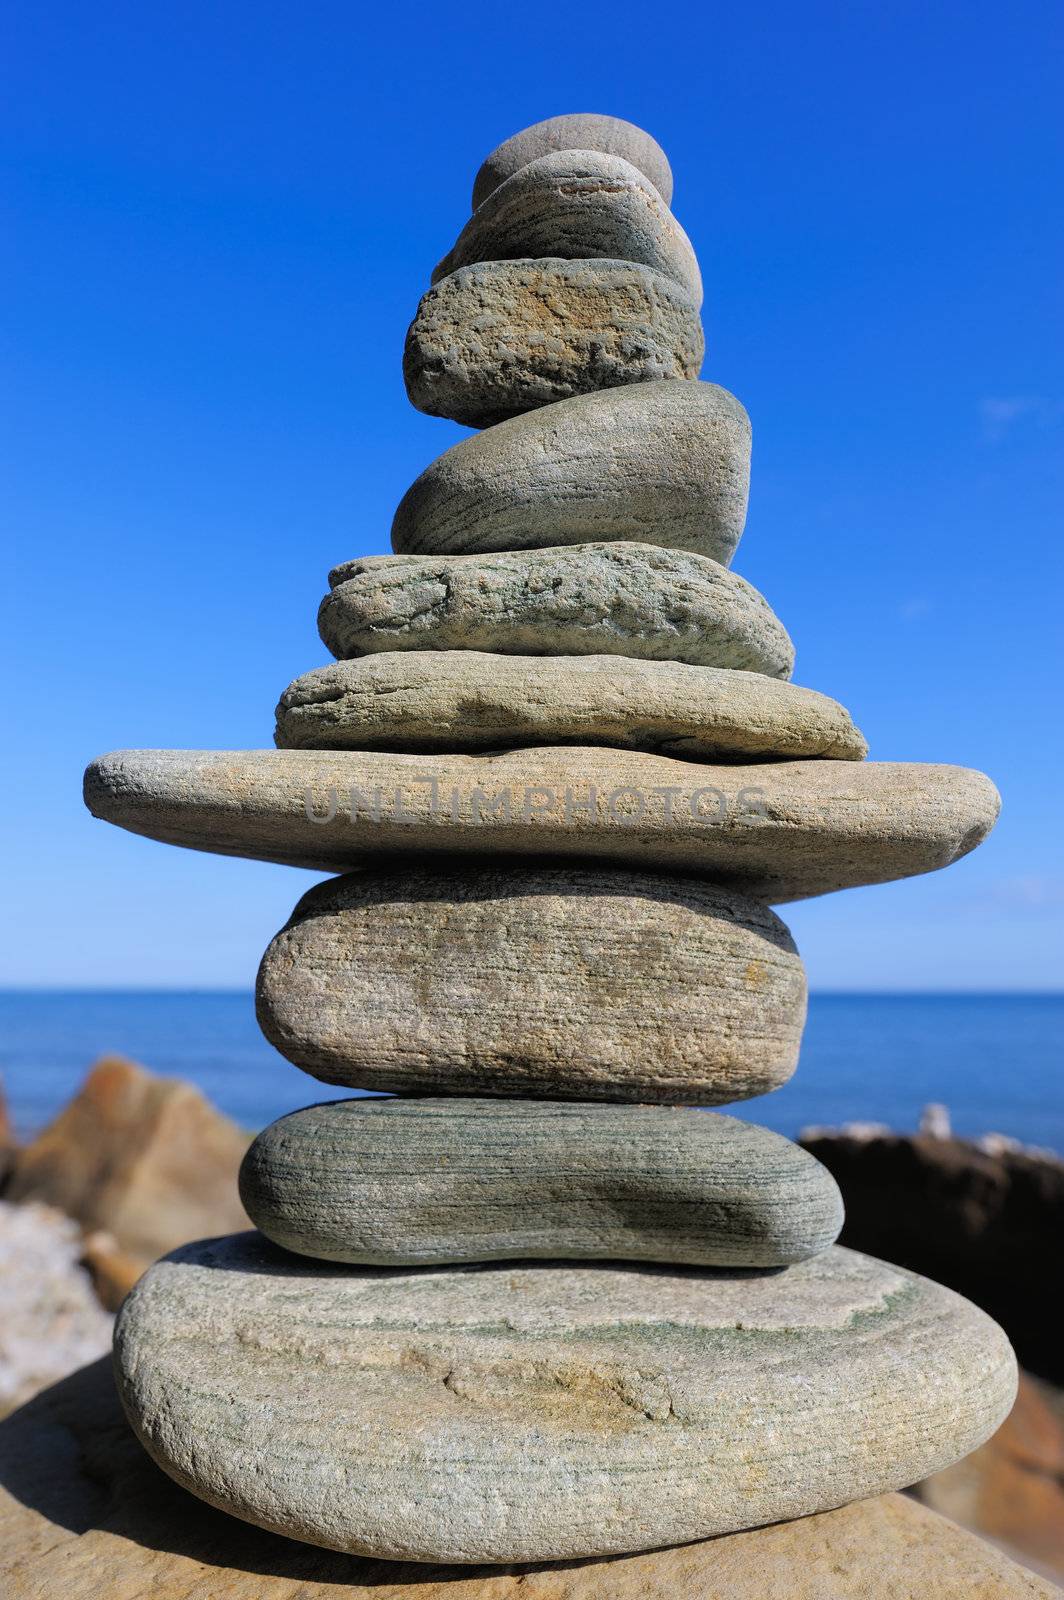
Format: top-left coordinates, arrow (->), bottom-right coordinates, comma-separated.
471,113 -> 673,209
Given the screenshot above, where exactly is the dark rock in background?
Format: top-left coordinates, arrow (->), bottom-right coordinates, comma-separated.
800,1126 -> 1064,1383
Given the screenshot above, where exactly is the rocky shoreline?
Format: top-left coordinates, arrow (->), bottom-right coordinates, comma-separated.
2,1057 -> 1062,1586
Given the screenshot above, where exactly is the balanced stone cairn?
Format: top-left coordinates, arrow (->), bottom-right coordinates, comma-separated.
85,113 -> 1016,1570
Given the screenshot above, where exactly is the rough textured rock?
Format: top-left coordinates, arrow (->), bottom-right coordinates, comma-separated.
256,867 -> 806,1102
472,113 -> 674,209
4,1361 -> 1054,1600
403,260 -> 703,427
391,381 -> 750,562
113,1236 -> 1017,1563
240,1099 -> 843,1267
321,543 -> 795,677
275,653 -> 866,761
6,1055 -> 251,1274
0,1082 -> 14,1188
0,1202 -> 112,1417
437,150 -> 701,304
800,1127 -> 1064,1383
914,1372 -> 1064,1584
85,747 -> 1001,902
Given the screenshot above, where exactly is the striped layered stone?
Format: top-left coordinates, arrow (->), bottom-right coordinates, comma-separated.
472,113 -> 674,209
435,150 -> 702,303
391,382 -> 749,563
255,866 -> 806,1102
240,1099 -> 844,1267
114,1236 -> 1018,1563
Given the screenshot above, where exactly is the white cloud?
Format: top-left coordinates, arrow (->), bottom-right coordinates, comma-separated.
980,395 -> 1061,442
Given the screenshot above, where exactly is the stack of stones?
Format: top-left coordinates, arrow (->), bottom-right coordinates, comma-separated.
86,114 -> 1018,1570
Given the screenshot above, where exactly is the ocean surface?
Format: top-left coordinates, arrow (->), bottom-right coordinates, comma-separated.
1,990 -> 1061,1151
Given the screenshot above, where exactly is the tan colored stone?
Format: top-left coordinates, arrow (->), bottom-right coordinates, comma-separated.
436,150 -> 701,303
6,1056 -> 251,1272
915,1372 -> 1064,1582
403,260 -> 703,427
84,748 -> 1001,903
390,382 -> 750,564
472,113 -> 674,209
320,544 -> 794,677
4,1358 -> 1054,1598
274,653 -> 866,761
256,866 -> 805,1101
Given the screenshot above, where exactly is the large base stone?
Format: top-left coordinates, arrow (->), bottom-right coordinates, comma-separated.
240,1099 -> 843,1266
84,747 -> 1001,902
6,1359 -> 1054,1598
255,866 -> 806,1102
112,1236 -> 1017,1564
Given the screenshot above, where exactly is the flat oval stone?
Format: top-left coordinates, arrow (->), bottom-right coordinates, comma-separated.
6,1372 -> 1055,1600
321,545 -> 794,676
403,260 -> 703,428
390,382 -> 750,563
84,748 -> 1001,902
255,866 -> 806,1102
472,113 -> 674,209
240,1099 -> 844,1267
436,150 -> 701,304
113,1235 -> 1017,1563
274,653 -> 867,761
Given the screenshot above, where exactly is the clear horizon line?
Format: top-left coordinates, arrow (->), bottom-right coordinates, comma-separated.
1,985 -> 1062,999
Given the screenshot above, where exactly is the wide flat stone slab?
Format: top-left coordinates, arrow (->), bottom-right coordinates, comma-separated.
403,260 -> 703,428
321,543 -> 795,676
84,747 -> 1001,902
274,653 -> 867,761
113,1236 -> 1017,1564
10,1361 -> 1053,1599
472,113 -> 674,209
435,150 -> 702,303
256,867 -> 805,1102
240,1099 -> 843,1266
391,381 -> 750,563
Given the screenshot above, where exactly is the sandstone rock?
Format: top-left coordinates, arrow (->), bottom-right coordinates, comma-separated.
113,1235 -> 1016,1563
79,1230 -> 149,1312
256,866 -> 806,1102
321,544 -> 795,676
437,150 -> 701,304
7,1056 -> 251,1273
403,260 -> 703,427
915,1371 -> 1064,1583
274,653 -> 866,761
472,112 -> 674,209
0,1080 -> 14,1188
4,1360 -> 1053,1600
0,1201 -> 112,1417
85,747 -> 1001,903
800,1128 -> 1064,1383
391,381 -> 750,562
241,1099 -> 842,1267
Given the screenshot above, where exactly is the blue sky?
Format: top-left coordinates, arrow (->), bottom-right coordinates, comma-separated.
3,0 -> 1062,989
